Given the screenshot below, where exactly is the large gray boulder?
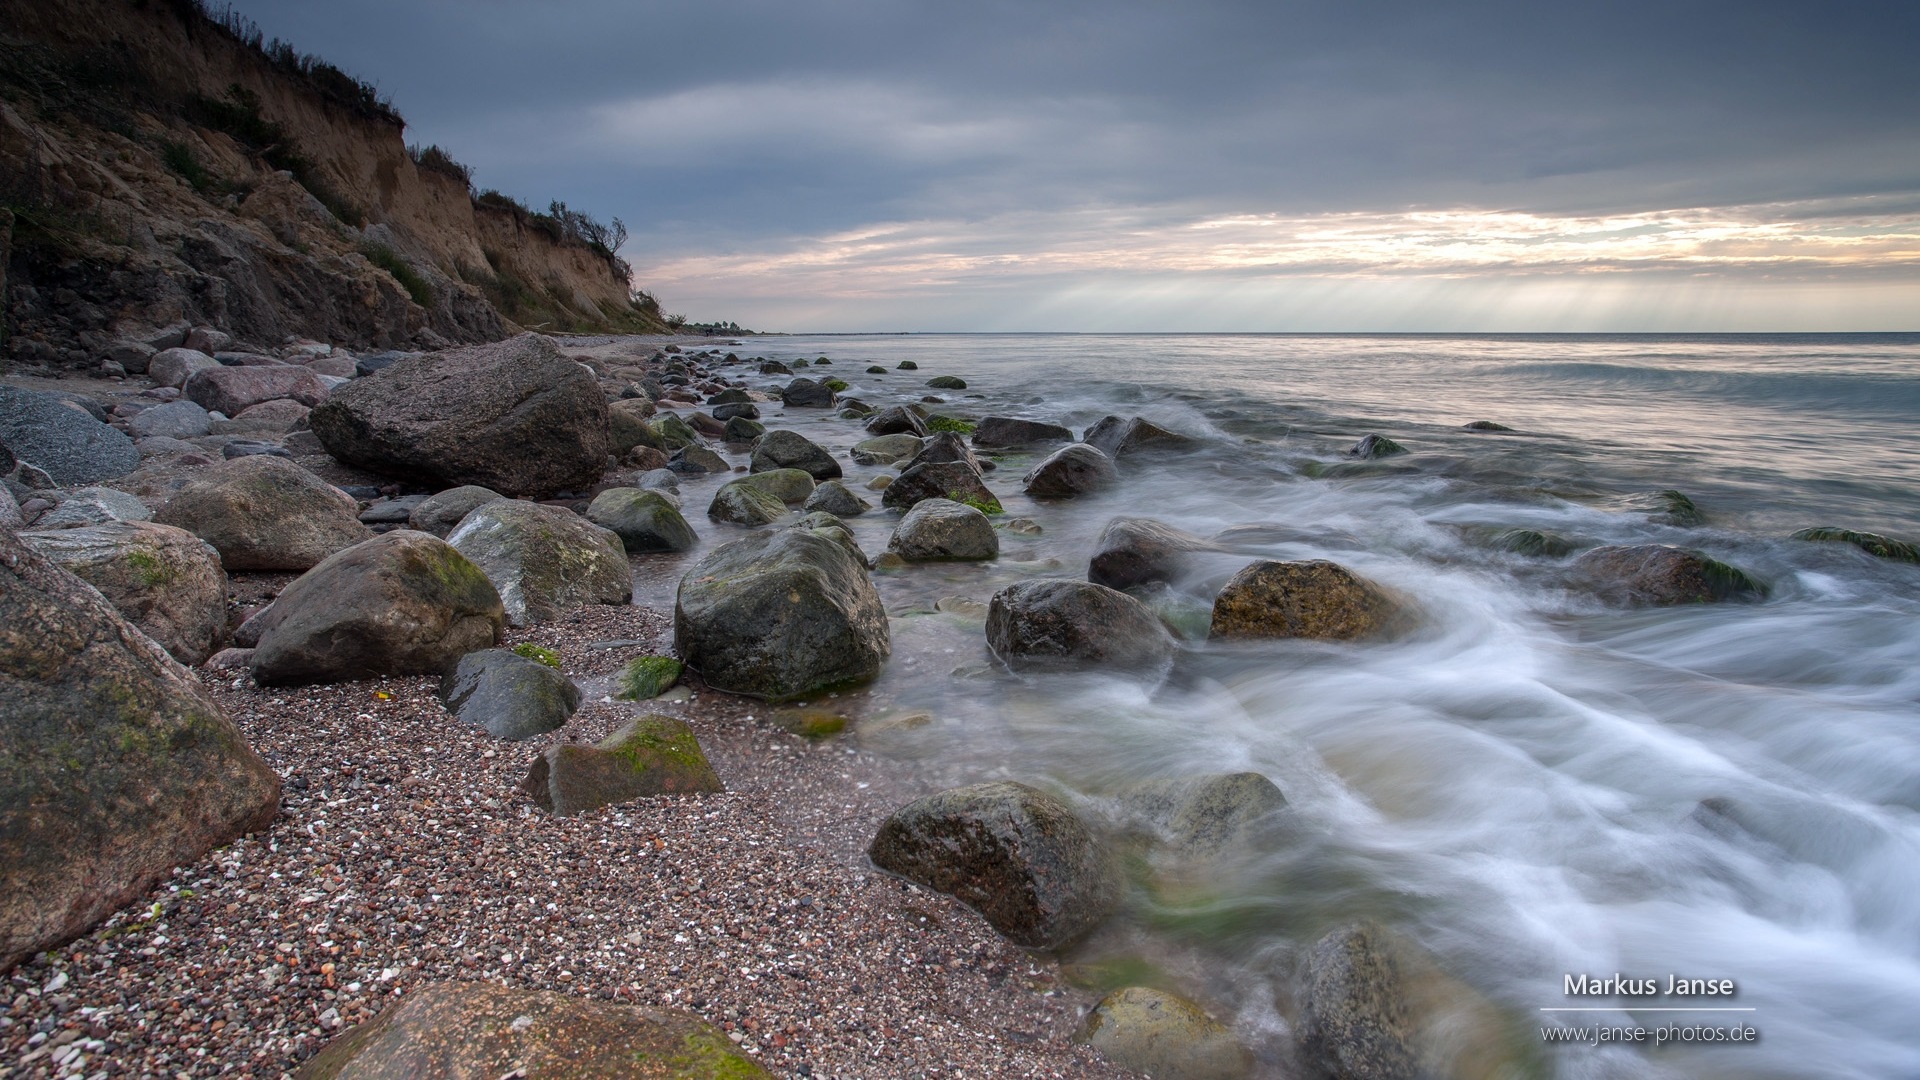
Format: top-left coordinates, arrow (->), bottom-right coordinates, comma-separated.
0,528 -> 280,971
406,485 -> 503,538
447,501 -> 631,626
1023,443 -> 1117,499
520,715 -> 723,816
1570,544 -> 1767,606
248,530 -> 506,686
127,399 -> 211,440
1208,560 -> 1400,641
439,648 -> 580,741
674,528 -> 890,700
889,497 -> 999,561
295,981 -> 766,1079
182,364 -> 329,417
868,781 -> 1119,949
749,429 -> 843,480
32,487 -> 152,529
308,334 -> 612,497
1088,518 -> 1221,590
585,488 -> 698,553
974,416 -> 1073,449
147,347 -> 219,389
0,387 -> 139,485
1300,922 -> 1420,1080
987,579 -> 1176,674
21,522 -> 228,665
154,456 -> 372,571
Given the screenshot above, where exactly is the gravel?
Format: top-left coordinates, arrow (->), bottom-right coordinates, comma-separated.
1,600 -> 1136,1079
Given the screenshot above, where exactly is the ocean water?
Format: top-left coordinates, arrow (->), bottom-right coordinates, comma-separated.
647,333 -> 1920,1080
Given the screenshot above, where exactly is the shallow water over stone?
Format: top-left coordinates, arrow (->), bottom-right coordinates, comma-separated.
640,333 -> 1920,1080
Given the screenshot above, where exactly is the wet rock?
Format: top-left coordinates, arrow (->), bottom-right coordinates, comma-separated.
21,521 -> 227,665
759,359 -> 794,376
127,399 -> 211,440
668,444 -> 729,475
926,375 -> 968,390
973,416 -> 1073,449
868,781 -> 1118,949
33,486 -> 152,529
1300,922 -> 1419,1080
521,715 -> 723,816
865,406 -> 928,438
750,429 -> 843,480
1113,772 -> 1287,856
586,488 -> 698,553
606,398 -> 662,456
448,501 -> 632,626
1492,528 -> 1577,557
1080,986 -> 1253,1080
0,527 -> 279,971
1607,488 -> 1704,527
1021,443 -> 1117,499
1347,434 -> 1407,459
154,456 -> 371,570
406,485 -> 503,538
897,359 -> 919,370
648,412 -> 700,451
803,479 -> 871,517
1570,544 -> 1768,605
1209,560 -> 1398,641
708,479 -> 789,527
182,364 -> 328,418
613,656 -> 682,700
622,444 -> 670,472
883,460 -> 1002,513
851,433 -> 925,465
1087,518 -> 1220,591
735,467 -> 816,504
248,531 -> 505,686
890,498 -> 999,561
905,430 -> 988,473
1789,527 -> 1920,563
674,528 -> 890,700
1463,420 -> 1515,432
438,648 -> 581,741
781,377 -> 836,408
308,334 -> 611,498
986,579 -> 1176,674
723,415 -> 767,442
711,401 -> 761,422
147,347 -> 220,389
636,468 -> 680,494
1083,415 -> 1196,459
686,411 -> 727,438
792,511 -> 868,566
0,387 -> 139,485
295,980 -> 764,1079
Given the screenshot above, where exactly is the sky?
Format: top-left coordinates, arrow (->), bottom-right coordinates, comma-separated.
226,0 -> 1920,332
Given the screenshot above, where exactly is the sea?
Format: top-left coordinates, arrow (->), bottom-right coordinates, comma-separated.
638,333 -> 1920,1080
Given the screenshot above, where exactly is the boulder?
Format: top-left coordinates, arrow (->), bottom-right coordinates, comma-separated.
708,480 -> 789,527
686,411 -> 727,438
0,387 -> 139,485
307,334 -> 611,498
674,528 -> 890,700
1463,420 -> 1515,432
154,456 -> 372,571
781,377 -> 835,408
868,781 -> 1118,949
1209,560 -> 1398,641
1080,987 -> 1253,1080
407,485 -> 504,538
926,375 -> 968,390
1084,415 -> 1195,459
889,498 -> 999,561
864,406 -> 927,438
1789,527 -> 1920,563
791,511 -> 867,566
1088,518 -> 1220,590
21,522 -> 227,665
896,360 -> 918,370
905,430 -> 987,474
1023,443 -> 1118,499
230,398 -> 313,430
735,468 -> 816,504
182,364 -> 328,417
33,487 -> 152,529
760,359 -> 793,376
1347,434 -> 1407,459
648,413 -> 700,451
147,347 -> 219,389
986,580 -> 1176,674
711,401 -> 760,422
851,433 -> 924,465
0,528 -> 279,971
750,429 -> 842,480
622,445 -> 670,472
184,326 -> 231,354
707,387 -> 752,405
294,981 -> 765,1079
1114,772 -> 1287,856
248,531 -> 505,686
1300,922 -> 1419,1080
586,488 -> 698,553
127,399 -> 211,440
803,480 -> 870,517
104,339 -> 157,373
723,415 -> 767,442
974,416 -> 1073,449
447,501 -> 631,627
606,399 -> 663,456
668,444 -> 729,475
1569,544 -> 1768,606
358,495 -> 427,526
438,648 -> 580,741
521,715 -> 722,816
882,461 -> 1001,513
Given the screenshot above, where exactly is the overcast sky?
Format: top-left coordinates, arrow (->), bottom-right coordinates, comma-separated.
229,0 -> 1920,331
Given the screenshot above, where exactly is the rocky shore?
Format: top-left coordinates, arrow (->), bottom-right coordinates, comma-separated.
5,327 -> 1908,1079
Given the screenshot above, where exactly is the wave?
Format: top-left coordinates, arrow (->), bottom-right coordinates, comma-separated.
1490,361 -> 1920,415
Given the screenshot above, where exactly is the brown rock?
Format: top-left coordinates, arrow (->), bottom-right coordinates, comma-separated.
1208,560 -> 1398,641
182,364 -> 329,417
1569,544 -> 1768,606
520,715 -> 723,816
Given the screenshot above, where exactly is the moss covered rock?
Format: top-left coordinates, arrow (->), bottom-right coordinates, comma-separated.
925,375 -> 968,390
1570,544 -> 1767,606
648,413 -> 701,452
250,531 -> 506,686
1208,560 -> 1400,641
708,479 -> 789,527
735,468 -> 817,505
295,981 -> 766,1078
1491,528 -> 1577,558
1347,434 -> 1408,458
882,460 -> 1001,514
521,715 -> 723,816
1080,986 -> 1253,1080
851,433 -> 925,465
749,429 -> 842,480
449,501 -> 632,626
1789,527 -> 1920,563
607,398 -> 663,456
22,521 -> 228,665
587,488 -> 698,554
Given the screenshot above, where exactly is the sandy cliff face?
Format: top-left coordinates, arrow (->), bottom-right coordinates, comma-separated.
0,0 -> 667,368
